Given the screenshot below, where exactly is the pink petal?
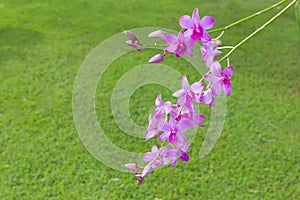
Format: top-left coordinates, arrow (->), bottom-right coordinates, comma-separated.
191,82 -> 204,93
166,149 -> 177,158
159,132 -> 169,141
165,34 -> 178,44
155,93 -> 162,106
201,31 -> 211,42
172,88 -> 184,97
185,37 -> 196,50
145,130 -> 159,141
125,163 -> 139,174
164,44 -> 177,54
200,16 -> 215,30
178,119 -> 191,132
171,160 -> 177,168
210,61 -> 222,77
192,8 -> 200,25
142,165 -> 153,177
178,30 -> 185,42
179,15 -> 193,29
151,145 -> 158,153
223,66 -> 233,78
180,153 -> 189,162
181,75 -> 190,90
211,82 -> 222,97
204,74 -> 219,83
185,49 -> 193,57
143,152 -> 154,162
164,101 -> 173,113
203,91 -> 213,105
222,80 -> 232,96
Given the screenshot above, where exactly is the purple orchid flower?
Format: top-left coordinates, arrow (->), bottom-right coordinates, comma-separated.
144,115 -> 161,141
134,145 -> 170,184
201,40 -> 221,69
204,61 -> 233,97
166,140 -> 191,168
178,106 -> 205,129
154,93 -> 174,119
164,30 -> 195,57
159,116 -> 186,144
125,30 -> 142,51
173,75 -> 204,107
179,8 -> 214,42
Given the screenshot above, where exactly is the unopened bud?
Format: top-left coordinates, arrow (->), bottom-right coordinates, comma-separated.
148,30 -> 167,41
148,53 -> 165,64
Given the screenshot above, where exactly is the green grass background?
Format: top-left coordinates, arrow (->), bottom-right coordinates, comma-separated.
1,0 -> 299,199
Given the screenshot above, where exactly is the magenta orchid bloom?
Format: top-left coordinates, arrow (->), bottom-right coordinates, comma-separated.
179,8 -> 214,42
173,75 -> 204,107
159,116 -> 186,144
166,140 -> 191,168
164,30 -> 195,57
125,30 -> 142,51
204,61 -> 233,97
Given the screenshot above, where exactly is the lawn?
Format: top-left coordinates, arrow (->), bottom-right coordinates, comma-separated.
1,0 -> 300,199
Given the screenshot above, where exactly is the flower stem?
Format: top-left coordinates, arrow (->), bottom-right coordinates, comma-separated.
208,0 -> 289,34
218,0 -> 297,63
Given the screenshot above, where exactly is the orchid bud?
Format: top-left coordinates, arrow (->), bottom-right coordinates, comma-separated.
148,30 -> 167,41
124,30 -> 142,51
148,53 -> 165,64
125,163 -> 139,174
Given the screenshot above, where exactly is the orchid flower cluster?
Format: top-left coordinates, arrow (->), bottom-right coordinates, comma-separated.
123,0 -> 299,184
125,8 -> 233,184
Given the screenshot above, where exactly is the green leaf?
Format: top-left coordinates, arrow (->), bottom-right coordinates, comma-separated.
296,0 -> 300,29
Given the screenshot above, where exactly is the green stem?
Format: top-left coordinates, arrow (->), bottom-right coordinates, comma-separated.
208,0 -> 289,34
218,0 -> 297,63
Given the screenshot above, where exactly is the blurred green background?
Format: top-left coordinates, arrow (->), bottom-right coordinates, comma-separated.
1,0 -> 299,199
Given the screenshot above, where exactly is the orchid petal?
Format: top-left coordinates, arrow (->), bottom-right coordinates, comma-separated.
223,66 -> 233,78
164,44 -> 177,53
192,8 -> 200,25
191,82 -> 204,93
204,74 -> 219,83
210,61 -> 222,76
155,93 -> 162,106
200,16 -> 215,29
143,152 -> 154,162
179,15 -> 193,29
222,80 -> 232,96
211,82 -> 222,97
172,88 -> 184,97
181,75 -> 190,90
165,34 -> 178,44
